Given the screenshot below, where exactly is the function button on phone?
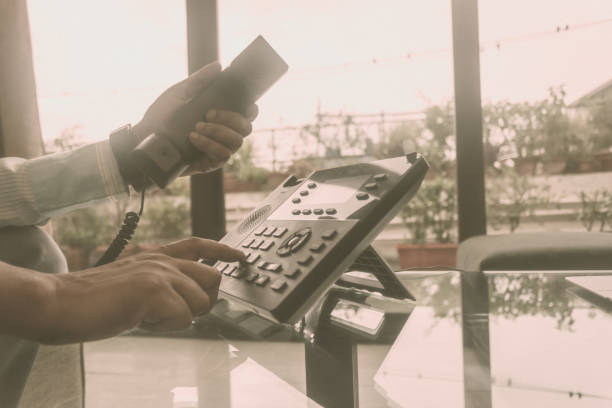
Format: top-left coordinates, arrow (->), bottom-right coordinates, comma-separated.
374,173 -> 387,181
302,209 -> 312,215
242,239 -> 255,248
257,260 -> 268,269
307,182 -> 317,189
245,253 -> 260,264
313,208 -> 324,215
297,255 -> 314,266
265,263 -> 282,273
321,229 -> 338,240
277,228 -> 312,257
292,198 -> 301,204
270,279 -> 287,292
262,227 -> 276,237
292,209 -> 301,215
254,226 -> 267,236
250,239 -> 264,249
356,192 -> 369,200
260,241 -> 275,251
310,242 -> 326,253
299,190 -> 309,196
245,272 -> 259,283
364,182 -> 378,190
325,208 -> 337,215
255,275 -> 270,286
272,227 -> 287,238
284,268 -> 301,279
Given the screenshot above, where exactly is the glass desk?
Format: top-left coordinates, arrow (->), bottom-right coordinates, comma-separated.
83,270 -> 612,408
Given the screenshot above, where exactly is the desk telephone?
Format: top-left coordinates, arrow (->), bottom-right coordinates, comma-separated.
97,35 -> 429,327
214,153 -> 429,323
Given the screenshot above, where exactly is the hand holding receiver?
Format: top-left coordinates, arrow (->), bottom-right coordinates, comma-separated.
131,35 -> 288,188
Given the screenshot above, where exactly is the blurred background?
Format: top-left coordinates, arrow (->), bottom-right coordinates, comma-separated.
26,0 -> 612,271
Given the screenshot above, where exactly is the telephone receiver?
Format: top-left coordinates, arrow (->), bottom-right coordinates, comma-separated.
130,35 -> 289,188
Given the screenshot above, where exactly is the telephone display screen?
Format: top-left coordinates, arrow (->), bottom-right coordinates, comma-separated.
304,175 -> 369,205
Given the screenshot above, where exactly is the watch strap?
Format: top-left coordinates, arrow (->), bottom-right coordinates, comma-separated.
109,124 -> 151,191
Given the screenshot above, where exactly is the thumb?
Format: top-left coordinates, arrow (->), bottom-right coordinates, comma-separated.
173,61 -> 222,100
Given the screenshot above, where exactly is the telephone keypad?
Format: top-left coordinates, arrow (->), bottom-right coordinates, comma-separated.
224,224 -> 332,298
221,221 -> 352,316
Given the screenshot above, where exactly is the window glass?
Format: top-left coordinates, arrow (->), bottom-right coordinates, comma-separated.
479,0 -> 612,235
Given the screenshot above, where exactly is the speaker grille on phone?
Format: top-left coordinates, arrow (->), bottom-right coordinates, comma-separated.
237,205 -> 271,234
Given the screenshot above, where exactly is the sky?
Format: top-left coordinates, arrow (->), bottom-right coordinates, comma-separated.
26,0 -> 612,147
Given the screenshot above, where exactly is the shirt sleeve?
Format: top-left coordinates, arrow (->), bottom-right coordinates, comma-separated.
0,140 -> 129,227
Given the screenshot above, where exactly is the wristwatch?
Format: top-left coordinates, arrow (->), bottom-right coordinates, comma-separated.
109,124 -> 152,191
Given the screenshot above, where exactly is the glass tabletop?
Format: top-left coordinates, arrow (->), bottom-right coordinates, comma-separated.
377,271 -> 612,408
83,270 -> 612,407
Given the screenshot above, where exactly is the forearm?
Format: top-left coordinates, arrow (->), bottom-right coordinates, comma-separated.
0,141 -> 129,226
0,262 -> 54,342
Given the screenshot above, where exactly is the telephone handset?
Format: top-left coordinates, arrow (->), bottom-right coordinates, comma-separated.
131,36 -> 288,188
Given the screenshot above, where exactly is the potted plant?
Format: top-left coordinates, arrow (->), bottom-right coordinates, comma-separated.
396,177 -> 458,268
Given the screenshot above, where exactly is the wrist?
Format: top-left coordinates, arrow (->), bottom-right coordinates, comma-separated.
109,124 -> 152,191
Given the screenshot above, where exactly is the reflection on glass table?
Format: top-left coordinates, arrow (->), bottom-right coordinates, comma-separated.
375,271 -> 612,408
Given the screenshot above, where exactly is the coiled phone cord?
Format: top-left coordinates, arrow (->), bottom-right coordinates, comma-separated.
95,189 -> 145,266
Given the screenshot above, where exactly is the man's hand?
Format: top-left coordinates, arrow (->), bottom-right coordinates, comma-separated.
4,238 -> 244,345
133,62 -> 258,175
